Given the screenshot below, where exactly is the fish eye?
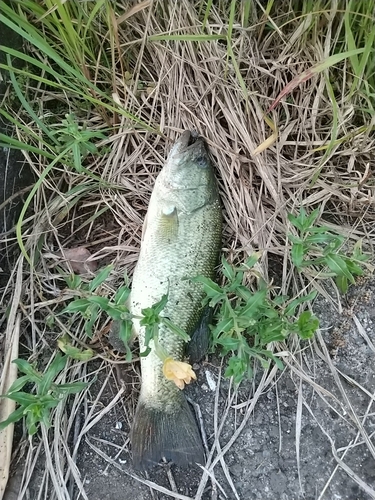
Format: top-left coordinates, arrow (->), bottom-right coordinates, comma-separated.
195,155 -> 208,168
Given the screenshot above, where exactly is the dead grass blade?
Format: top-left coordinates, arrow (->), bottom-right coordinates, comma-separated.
267,49 -> 365,113
0,315 -> 20,499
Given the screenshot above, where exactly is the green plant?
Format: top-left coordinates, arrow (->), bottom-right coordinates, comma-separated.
62,265 -> 131,342
51,113 -> 107,173
0,0 -> 156,265
62,254 -> 320,385
0,353 -> 89,435
0,0 -> 153,132
288,207 -> 370,293
192,254 -> 319,384
62,265 -> 189,361
61,204 -> 370,387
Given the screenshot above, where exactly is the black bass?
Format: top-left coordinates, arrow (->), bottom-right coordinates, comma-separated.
130,131 -> 222,469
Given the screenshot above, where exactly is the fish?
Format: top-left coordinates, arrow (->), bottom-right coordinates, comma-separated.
129,130 -> 222,469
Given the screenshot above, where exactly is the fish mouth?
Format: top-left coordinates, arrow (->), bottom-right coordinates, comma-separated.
174,130 -> 204,153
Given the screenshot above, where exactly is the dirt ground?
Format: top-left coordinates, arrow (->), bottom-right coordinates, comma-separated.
84,281 -> 375,500
8,275 -> 374,500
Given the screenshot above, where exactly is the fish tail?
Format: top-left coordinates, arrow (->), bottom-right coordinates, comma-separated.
131,393 -> 205,470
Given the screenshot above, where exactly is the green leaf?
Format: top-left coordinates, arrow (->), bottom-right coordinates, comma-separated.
114,286 -> 131,305
287,233 -> 302,245
106,306 -> 131,321
325,254 -> 355,282
288,210 -> 306,231
258,319 -> 288,343
274,357 -> 284,370
12,359 -> 42,382
40,406 -> 54,429
256,349 -> 284,370
25,413 -> 39,435
234,285 -> 254,302
297,311 -> 319,339
291,243 -> 304,268
191,276 -> 223,298
240,289 -> 267,318
307,225 -> 332,234
352,239 -> 369,262
221,256 -> 236,281
88,265 -> 113,292
139,346 -> 152,357
272,295 -> 289,306
140,308 -> 158,325
46,315 -> 55,328
162,318 -> 190,342
335,275 -> 349,294
345,259 -> 364,276
0,406 -> 26,431
211,317 -> 234,336
84,303 -> 100,337
38,353 -> 68,395
58,339 -> 94,361
62,298 -> 90,314
242,252 -> 261,270
322,236 -> 344,254
284,291 -> 317,317
288,208 -> 320,233
64,273 -> 82,289
140,295 -> 168,329
119,319 -> 133,346
224,355 -> 247,385
303,232 -> 329,245
152,294 -> 169,315
148,34 -> 226,41
86,295 -> 110,310
214,335 -> 240,353
304,208 -> 320,229
5,392 -> 38,406
119,320 -> 133,361
6,375 -> 30,394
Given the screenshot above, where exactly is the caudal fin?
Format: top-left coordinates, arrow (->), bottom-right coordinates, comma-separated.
131,394 -> 205,470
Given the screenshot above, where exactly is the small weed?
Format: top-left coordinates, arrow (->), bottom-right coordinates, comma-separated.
288,207 -> 370,293
0,352 -> 90,435
62,255 -> 321,385
192,255 -> 319,384
51,114 -> 107,173
62,265 -> 189,361
62,265 -> 133,359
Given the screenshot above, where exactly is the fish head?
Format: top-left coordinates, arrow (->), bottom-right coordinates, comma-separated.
160,131 -> 218,210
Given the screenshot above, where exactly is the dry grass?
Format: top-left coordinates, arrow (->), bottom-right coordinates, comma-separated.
1,1 -> 375,499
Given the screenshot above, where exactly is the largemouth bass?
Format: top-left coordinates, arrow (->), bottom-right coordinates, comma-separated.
130,130 -> 222,469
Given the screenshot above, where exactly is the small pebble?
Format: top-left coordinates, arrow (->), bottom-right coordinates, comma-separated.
205,370 -> 217,391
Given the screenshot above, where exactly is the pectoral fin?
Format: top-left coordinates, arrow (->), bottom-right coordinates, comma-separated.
157,205 -> 179,243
